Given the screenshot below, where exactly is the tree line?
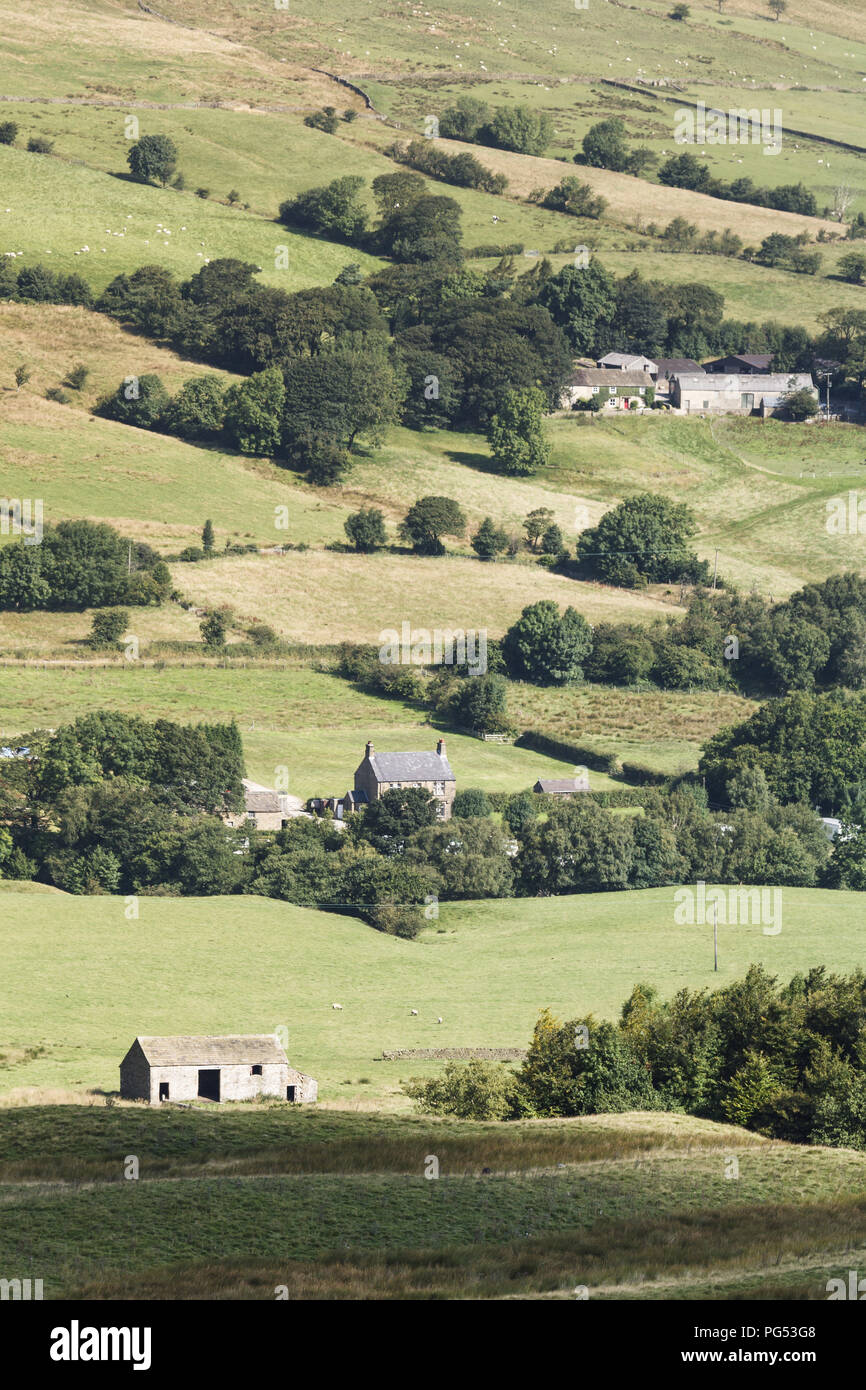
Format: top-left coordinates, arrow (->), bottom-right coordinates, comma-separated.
406,963 -> 866,1154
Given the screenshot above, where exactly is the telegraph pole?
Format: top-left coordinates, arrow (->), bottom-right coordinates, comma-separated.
713,899 -> 719,972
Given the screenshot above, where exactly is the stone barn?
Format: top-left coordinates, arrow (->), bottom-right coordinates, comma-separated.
119,1035 -> 317,1105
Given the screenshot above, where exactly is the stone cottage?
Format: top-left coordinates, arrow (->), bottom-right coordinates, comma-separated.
119,1035 -> 318,1104
224,779 -> 288,832
352,739 -> 456,820
562,368 -> 653,410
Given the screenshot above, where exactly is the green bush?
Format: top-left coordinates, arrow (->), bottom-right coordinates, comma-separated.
403,1060 -> 518,1119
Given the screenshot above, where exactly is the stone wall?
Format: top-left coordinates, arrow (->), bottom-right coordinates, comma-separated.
380,1047 -> 526,1061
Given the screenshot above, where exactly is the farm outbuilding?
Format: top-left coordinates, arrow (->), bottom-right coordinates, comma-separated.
119,1035 -> 317,1105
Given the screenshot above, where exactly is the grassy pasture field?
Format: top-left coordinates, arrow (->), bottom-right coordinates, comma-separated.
8,98 -> 862,332
0,144 -> 381,292
3,0 -> 866,1308
0,0 -> 339,108
0,664 -> 615,795
4,1124 -> 866,1299
2,1098 -> 866,1299
0,660 -> 753,781
1,886 -> 864,1103
4,341 -> 866,612
0,657 -> 752,783
159,0 -> 866,84
169,549 -> 679,644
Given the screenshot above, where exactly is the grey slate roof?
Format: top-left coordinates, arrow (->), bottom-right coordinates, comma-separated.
675,373 -> 813,394
705,353 -> 774,371
368,751 -> 455,782
597,352 -> 657,370
132,1035 -> 288,1066
570,369 -> 653,388
242,779 -> 282,814
653,358 -> 704,377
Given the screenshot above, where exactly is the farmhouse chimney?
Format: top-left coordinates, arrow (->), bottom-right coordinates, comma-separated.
436,738 -> 446,758
365,741 -> 374,759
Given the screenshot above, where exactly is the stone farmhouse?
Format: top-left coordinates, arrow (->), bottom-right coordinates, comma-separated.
562,349 -> 817,418
672,372 -> 815,417
563,368 -> 653,410
314,739 -> 457,821
119,1035 -> 318,1104
353,738 -> 456,819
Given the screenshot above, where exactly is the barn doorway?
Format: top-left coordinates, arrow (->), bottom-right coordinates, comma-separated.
286,1085 -> 296,1102
158,1082 -> 169,1101
198,1068 -> 221,1102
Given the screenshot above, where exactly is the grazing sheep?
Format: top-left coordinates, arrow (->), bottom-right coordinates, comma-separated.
436,1017 -> 443,1024
332,1003 -> 343,1010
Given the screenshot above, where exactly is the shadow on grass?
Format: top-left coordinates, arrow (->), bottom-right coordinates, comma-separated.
444,448 -> 503,478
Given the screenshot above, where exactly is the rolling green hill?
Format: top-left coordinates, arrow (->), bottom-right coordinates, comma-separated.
2,885 -> 864,1103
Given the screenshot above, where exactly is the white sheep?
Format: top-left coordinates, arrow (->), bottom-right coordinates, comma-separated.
436,1017 -> 443,1024
332,1003 -> 343,1010
410,1009 -> 418,1015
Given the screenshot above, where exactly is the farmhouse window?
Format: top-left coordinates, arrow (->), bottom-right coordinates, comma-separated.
608,386 -> 616,395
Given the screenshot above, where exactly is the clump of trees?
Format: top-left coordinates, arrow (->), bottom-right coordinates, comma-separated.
388,139 -> 507,195
575,493 -> 709,588
538,176 -> 607,220
407,964 -> 866,1155
700,688 -> 866,813
437,96 -> 552,155
503,600 -> 593,685
0,520 -> 170,611
659,152 -> 817,215
578,118 -> 656,178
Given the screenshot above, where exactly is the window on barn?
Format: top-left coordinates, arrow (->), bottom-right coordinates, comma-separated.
159,1082 -> 169,1101
251,1065 -> 262,1076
